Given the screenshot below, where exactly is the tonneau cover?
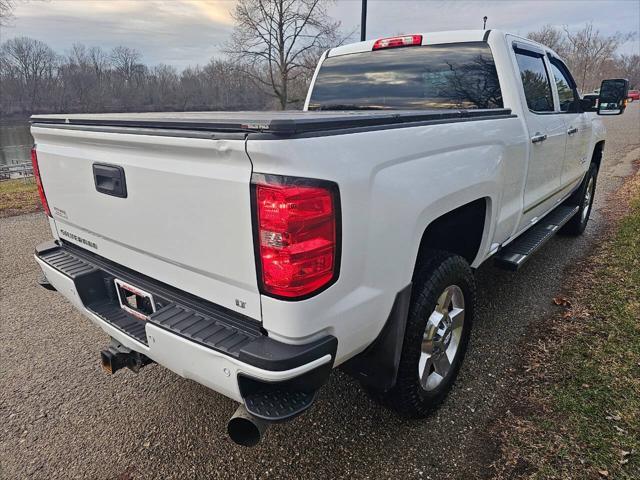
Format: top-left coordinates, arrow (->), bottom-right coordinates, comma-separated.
31,109 -> 513,136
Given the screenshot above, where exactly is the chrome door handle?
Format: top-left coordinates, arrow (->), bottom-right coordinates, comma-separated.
531,133 -> 547,144
567,127 -> 578,135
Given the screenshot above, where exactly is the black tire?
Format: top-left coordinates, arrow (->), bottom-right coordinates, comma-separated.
561,163 -> 598,236
379,250 -> 475,418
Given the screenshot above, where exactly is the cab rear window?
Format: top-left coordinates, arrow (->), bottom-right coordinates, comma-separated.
308,42 -> 503,110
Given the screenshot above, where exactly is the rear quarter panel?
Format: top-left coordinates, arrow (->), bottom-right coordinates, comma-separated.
247,117 -> 527,364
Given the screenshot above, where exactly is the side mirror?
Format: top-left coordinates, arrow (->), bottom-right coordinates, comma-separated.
597,78 -> 629,115
580,96 -> 598,112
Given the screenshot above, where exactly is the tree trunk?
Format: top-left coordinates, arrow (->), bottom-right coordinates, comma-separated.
279,71 -> 288,110
277,0 -> 287,110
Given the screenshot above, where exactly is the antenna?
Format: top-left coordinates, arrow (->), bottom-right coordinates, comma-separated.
483,16 -> 488,30
361,0 -> 368,41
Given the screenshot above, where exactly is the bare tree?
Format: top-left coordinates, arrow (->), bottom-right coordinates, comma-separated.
0,0 -> 15,25
5,23 -> 632,118
0,0 -> 46,26
89,46 -> 110,80
0,36 -> 58,111
528,23 -> 635,92
438,56 -> 503,109
62,44 -> 94,110
110,46 -> 141,84
564,23 -> 634,92
614,54 -> 640,89
1,36 -> 272,116
149,64 -> 179,108
227,0 -> 343,109
527,24 -> 568,57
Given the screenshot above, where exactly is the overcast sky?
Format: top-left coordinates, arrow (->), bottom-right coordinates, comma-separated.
2,0 -> 639,68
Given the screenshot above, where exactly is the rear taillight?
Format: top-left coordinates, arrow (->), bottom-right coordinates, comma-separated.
252,174 -> 340,299
372,34 -> 422,50
31,146 -> 51,217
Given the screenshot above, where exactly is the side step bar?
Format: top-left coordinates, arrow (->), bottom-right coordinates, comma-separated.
494,205 -> 579,271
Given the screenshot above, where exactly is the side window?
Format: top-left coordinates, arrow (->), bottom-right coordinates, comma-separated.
550,61 -> 579,112
514,51 -> 554,112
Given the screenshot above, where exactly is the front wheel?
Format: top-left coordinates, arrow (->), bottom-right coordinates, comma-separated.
562,163 -> 598,236
379,250 -> 475,417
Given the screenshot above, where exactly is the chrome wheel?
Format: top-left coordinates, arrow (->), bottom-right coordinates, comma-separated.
581,177 -> 595,223
418,285 -> 465,391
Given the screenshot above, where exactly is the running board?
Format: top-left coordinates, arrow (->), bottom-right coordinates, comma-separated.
494,205 -> 579,271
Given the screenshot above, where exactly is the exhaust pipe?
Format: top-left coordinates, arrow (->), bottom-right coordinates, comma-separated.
227,405 -> 268,447
100,345 -> 151,374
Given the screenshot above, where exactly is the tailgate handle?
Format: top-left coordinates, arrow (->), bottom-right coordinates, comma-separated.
93,164 -> 127,198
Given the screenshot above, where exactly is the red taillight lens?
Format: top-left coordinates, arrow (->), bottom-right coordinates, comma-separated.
31,146 -> 51,217
253,174 -> 340,299
372,34 -> 422,50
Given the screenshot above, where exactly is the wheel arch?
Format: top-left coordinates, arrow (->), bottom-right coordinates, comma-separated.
412,197 -> 491,279
592,140 -> 605,169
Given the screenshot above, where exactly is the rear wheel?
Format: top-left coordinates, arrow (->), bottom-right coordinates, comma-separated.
379,250 -> 475,417
562,163 -> 598,236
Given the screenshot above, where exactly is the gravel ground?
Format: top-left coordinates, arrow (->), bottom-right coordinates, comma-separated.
1,104 -> 639,480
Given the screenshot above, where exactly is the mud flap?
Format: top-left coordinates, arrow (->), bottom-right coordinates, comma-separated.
341,283 -> 412,391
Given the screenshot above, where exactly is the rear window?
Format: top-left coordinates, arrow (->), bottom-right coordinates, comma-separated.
308,42 -> 503,110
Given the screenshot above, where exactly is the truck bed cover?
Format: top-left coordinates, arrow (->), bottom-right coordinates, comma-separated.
31,109 -> 513,137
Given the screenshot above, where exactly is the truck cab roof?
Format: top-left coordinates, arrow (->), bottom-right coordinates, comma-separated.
326,29 -> 561,61
328,29 -> 492,57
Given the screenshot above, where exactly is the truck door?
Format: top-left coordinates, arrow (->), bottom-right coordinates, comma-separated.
547,57 -> 592,189
512,43 -> 567,231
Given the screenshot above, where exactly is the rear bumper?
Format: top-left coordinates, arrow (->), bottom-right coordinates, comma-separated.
35,240 -> 336,418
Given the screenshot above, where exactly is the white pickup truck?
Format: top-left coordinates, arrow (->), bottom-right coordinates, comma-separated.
31,30 -> 628,446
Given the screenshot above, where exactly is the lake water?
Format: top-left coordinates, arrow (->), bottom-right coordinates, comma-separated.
0,121 -> 33,166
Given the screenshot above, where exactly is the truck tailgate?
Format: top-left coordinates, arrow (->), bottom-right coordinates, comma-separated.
31,125 -> 261,320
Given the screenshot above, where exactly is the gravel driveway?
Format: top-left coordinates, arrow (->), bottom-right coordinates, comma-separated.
1,104 -> 639,479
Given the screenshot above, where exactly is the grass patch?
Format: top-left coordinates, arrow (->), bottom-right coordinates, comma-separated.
0,178 -> 41,217
494,173 -> 640,479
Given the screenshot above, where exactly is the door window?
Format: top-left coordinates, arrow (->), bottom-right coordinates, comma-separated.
549,61 -> 580,112
515,51 -> 554,112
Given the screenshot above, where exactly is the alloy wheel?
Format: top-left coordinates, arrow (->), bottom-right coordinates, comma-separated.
418,285 -> 465,391
581,177 -> 595,223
